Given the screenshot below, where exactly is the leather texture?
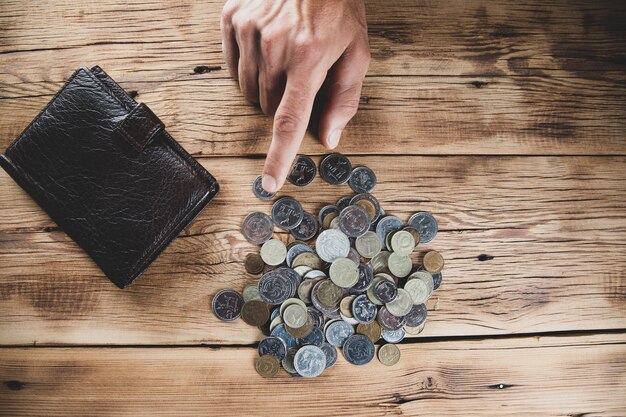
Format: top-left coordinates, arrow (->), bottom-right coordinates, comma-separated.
0,66 -> 219,288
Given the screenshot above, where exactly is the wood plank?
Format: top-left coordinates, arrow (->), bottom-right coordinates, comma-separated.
1,75 -> 625,156
0,334 -> 624,416
1,155 -> 624,345
1,0 -> 624,81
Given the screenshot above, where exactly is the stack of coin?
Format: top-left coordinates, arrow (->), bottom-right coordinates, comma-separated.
212,153 -> 444,377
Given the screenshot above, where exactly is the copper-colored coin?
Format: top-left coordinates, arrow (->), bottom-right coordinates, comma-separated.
255,354 -> 280,378
291,251 -> 323,270
241,300 -> 270,326
355,199 -> 377,220
244,253 -> 265,275
403,226 -> 421,246
356,321 -> 381,343
378,343 -> 401,366
285,313 -> 314,338
423,250 -> 444,273
322,212 -> 338,229
340,296 -> 356,318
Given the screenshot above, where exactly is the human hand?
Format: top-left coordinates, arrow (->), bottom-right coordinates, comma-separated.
221,0 -> 370,192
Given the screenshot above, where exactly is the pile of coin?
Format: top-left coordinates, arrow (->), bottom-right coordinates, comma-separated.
211,153 -> 443,378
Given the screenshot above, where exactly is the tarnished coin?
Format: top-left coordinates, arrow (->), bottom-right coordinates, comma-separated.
320,342 -> 338,369
378,343 -> 401,366
357,321 -> 382,342
258,336 -> 287,361
343,334 -> 375,365
385,288 -> 413,317
256,354 -> 280,378
279,297 -> 307,317
243,284 -> 262,302
211,289 -> 244,322
405,303 -> 428,327
241,300 -> 270,326
336,195 -> 354,212
320,153 -> 352,185
290,212 -> 319,241
282,347 -> 299,375
375,279 -> 398,303
316,280 -> 344,308
271,197 -> 304,230
339,205 -> 371,238
242,212 -> 274,244
390,230 -> 416,256
381,328 -> 406,343
355,231 -> 382,259
288,155 -> 317,186
296,326 -> 324,347
403,226 -> 421,246
286,243 -> 314,267
404,322 -> 426,335
408,212 -> 438,243
432,271 -> 443,290
259,269 -> 297,305
376,215 -> 404,250
355,199 -> 378,221
244,253 -> 265,275
329,257 -> 359,288
260,239 -> 287,266
323,212 -> 339,229
271,323 -> 298,349
252,176 -> 276,201
325,320 -> 355,347
350,193 -> 381,221
404,277 -> 431,305
340,296 -> 356,318
283,303 -> 308,328
423,250 -> 444,273
351,263 -> 374,293
294,345 -> 326,377
348,166 -> 377,193
286,313 -> 315,338
352,294 -> 377,324
387,252 -> 412,278
377,306 -> 407,330
315,229 -> 350,262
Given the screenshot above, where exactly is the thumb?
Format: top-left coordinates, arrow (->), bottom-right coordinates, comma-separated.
318,44 -> 370,150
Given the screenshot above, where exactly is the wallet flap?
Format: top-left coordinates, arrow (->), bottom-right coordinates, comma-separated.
116,103 -> 164,153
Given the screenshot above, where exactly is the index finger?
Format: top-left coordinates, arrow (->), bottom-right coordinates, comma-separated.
261,73 -> 324,193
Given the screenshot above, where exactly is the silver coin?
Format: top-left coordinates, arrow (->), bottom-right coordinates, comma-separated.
408,211 -> 438,243
342,334 -> 375,365
242,212 -> 274,245
294,345 -> 326,377
260,238 -> 287,266
350,193 -> 382,222
376,215 -> 404,250
320,342 -> 338,369
286,243 -> 315,267
296,327 -> 325,347
258,336 -> 287,361
350,263 -> 374,293
211,289 -> 244,322
290,211 -> 319,241
339,205 -> 371,238
270,323 -> 298,349
386,288 -> 413,317
405,303 -> 428,327
377,306 -> 406,330
336,195 -> 354,212
325,320 -> 355,347
432,271 -> 443,290
315,229 -> 350,263
283,303 -> 308,328
282,347 -> 300,375
318,205 -> 339,224
381,328 -> 406,343
351,294 -> 377,324
288,155 -> 317,186
320,153 -> 352,185
252,176 -> 276,201
258,269 -> 297,305
348,166 -> 377,193
271,197 -> 304,230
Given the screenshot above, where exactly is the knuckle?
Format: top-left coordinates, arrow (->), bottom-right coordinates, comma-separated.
233,15 -> 256,35
274,111 -> 301,136
221,1 -> 237,21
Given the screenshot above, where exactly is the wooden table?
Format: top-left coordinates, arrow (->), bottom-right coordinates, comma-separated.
1,1 -> 625,415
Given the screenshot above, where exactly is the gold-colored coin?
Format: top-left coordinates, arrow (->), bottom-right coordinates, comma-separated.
291,252 -> 323,270
340,295 -> 356,318
355,199 -> 377,220
322,212 -> 338,229
244,253 -> 265,275
357,321 -> 381,342
378,343 -> 401,366
260,238 -> 287,266
423,250 -> 444,273
387,252 -> 412,278
255,354 -> 280,378
241,300 -> 270,326
317,280 -> 344,308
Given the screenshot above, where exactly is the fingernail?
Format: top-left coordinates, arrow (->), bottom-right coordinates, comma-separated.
262,174 -> 277,193
328,130 -> 342,149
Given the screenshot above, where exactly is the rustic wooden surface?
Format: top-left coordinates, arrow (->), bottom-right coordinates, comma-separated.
1,0 -> 625,416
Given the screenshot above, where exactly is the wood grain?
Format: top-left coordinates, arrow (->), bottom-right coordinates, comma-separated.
1,334 -> 624,416
1,155 -> 624,345
1,1 -> 625,155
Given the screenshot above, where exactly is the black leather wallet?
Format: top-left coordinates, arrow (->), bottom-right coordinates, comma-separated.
0,66 -> 219,288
